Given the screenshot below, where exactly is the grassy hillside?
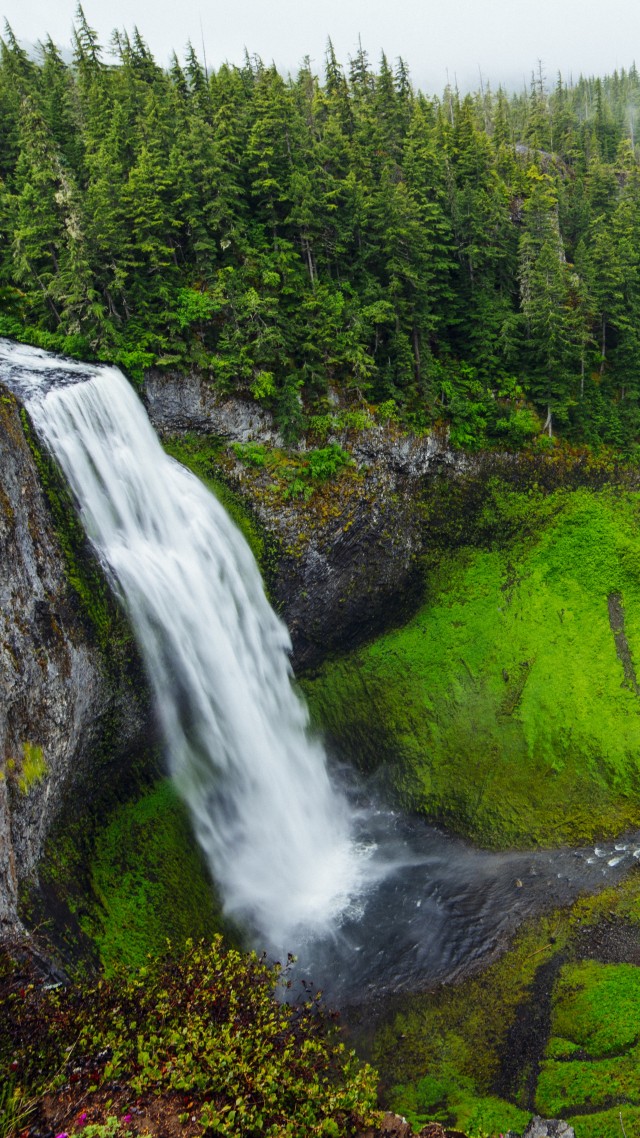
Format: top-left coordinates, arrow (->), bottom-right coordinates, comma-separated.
304,485 -> 640,847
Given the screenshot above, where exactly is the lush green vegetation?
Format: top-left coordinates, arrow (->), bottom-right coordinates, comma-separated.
538,961 -> 640,1117
0,938 -> 379,1137
4,16 -> 640,447
8,26 -> 640,1131
85,780 -> 225,972
376,871 -> 640,1138
232,440 -> 354,501
304,484 -> 640,846
28,773 -> 224,975
162,433 -> 268,565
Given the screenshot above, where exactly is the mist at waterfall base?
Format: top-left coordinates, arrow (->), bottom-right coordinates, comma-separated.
4,338 -> 639,1005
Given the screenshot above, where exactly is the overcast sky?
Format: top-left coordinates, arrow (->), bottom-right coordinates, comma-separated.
3,0 -> 639,94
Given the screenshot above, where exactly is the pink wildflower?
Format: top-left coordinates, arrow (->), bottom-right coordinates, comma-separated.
55,1132 -> 69,1138
77,1114 -> 88,1127
122,1115 -> 132,1124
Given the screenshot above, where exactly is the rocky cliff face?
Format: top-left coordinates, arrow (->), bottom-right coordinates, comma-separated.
144,369 -> 638,670
144,369 -> 457,667
0,383 -> 148,938
144,367 -> 283,444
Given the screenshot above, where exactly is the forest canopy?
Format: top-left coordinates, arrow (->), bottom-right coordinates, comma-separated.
2,9 -> 640,450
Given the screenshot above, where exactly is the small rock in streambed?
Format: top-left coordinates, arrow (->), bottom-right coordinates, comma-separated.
522,1117 -> 575,1138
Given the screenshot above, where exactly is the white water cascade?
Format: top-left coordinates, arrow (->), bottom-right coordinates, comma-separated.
9,340 -> 640,1000
6,342 -> 370,951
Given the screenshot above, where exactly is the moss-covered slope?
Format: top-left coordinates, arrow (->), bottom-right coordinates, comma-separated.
376,871 -> 640,1138
29,776 -> 225,975
304,485 -> 640,847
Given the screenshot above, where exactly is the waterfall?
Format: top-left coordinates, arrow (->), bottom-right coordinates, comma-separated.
2,341 -> 368,951
6,339 -> 640,1001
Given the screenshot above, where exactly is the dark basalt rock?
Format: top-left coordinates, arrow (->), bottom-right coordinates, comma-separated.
0,382 -> 150,938
143,369 -> 458,668
144,366 -> 283,443
144,369 -> 640,673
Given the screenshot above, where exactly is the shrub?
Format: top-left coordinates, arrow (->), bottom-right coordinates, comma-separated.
232,442 -> 270,468
1,939 -> 379,1138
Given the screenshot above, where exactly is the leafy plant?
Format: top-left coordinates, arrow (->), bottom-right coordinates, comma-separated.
0,1081 -> 36,1138
232,442 -> 270,468
307,444 -> 353,481
1,939 -> 379,1137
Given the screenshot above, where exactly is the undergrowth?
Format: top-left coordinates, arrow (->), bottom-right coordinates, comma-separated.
0,938 -> 379,1138
232,441 -> 353,501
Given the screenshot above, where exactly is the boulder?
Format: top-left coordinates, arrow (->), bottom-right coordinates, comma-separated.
522,1117 -> 575,1138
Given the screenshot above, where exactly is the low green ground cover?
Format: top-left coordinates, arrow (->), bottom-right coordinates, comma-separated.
304,486 -> 640,846
87,781 -> 224,972
376,872 -> 640,1138
0,939 -> 379,1138
537,960 -> 640,1131
33,778 -> 223,975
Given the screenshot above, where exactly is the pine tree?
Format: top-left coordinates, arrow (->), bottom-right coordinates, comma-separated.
518,170 -> 582,430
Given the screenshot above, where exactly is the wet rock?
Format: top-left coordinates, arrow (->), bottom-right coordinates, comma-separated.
0,382 -> 149,937
263,439 -> 435,667
143,371 -> 640,671
378,1113 -> 413,1138
144,367 -> 283,444
522,1117 -> 575,1138
143,372 -> 458,667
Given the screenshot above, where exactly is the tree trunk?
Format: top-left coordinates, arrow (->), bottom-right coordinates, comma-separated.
413,325 -> 421,385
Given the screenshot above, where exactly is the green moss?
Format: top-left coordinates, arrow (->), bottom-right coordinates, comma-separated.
566,1105 -> 640,1138
87,780 -> 223,973
373,872 -> 640,1138
460,1096 -> 532,1138
545,1037 -> 583,1059
549,961 -> 640,1057
389,1072 -> 530,1138
536,961 -> 640,1120
304,487 -> 640,847
162,434 -> 267,568
18,742 -> 47,794
537,1049 -> 640,1117
19,407 -> 133,660
32,770 -> 224,974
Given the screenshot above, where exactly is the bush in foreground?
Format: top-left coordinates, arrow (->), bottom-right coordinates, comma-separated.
0,937 -> 379,1137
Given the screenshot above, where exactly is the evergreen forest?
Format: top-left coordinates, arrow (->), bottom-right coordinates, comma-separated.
4,10 -> 640,451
